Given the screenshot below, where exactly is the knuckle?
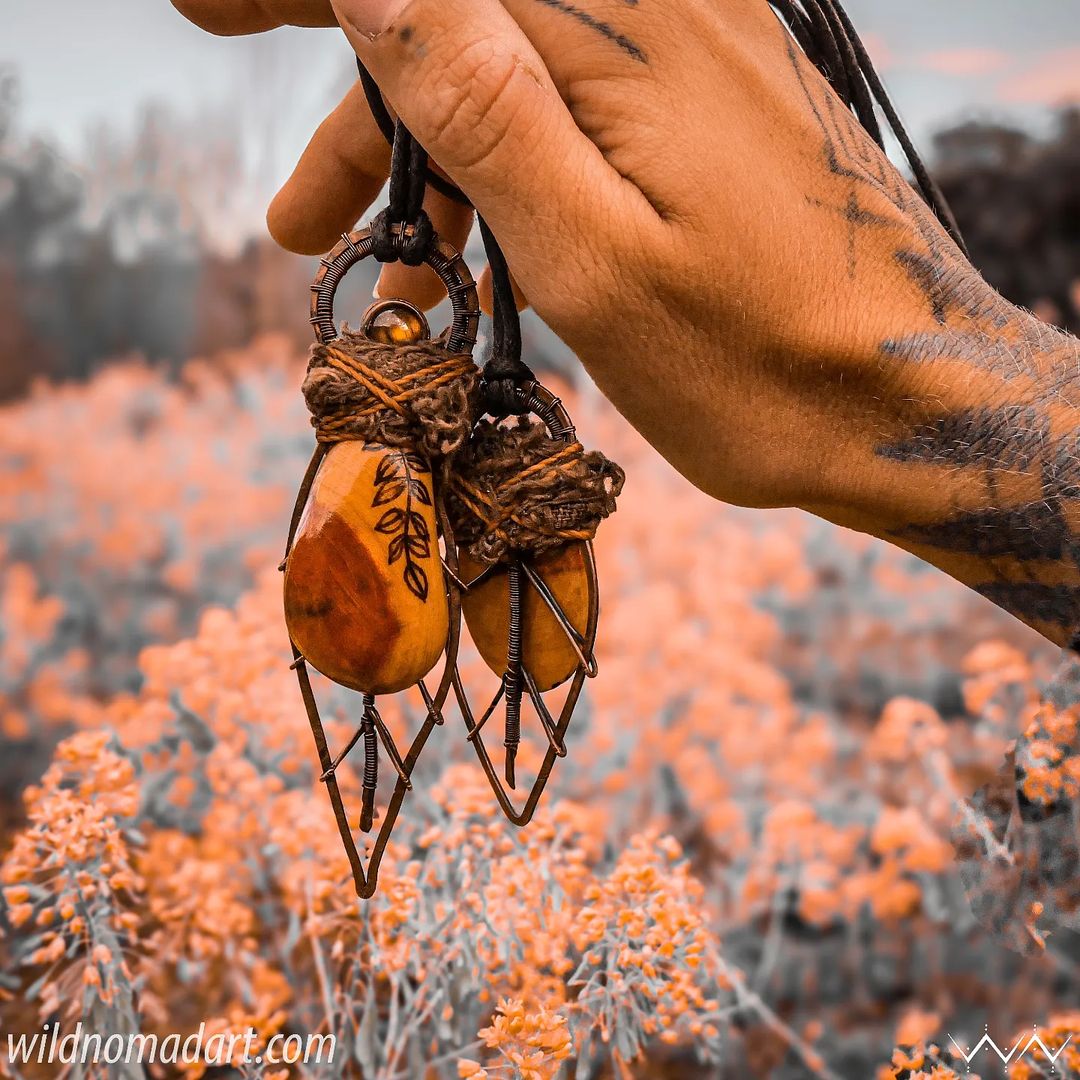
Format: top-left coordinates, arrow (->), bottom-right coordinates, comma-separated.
414,39 -> 525,167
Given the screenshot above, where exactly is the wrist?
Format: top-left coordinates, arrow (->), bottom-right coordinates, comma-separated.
796,289 -> 1049,536
798,289 -> 1080,646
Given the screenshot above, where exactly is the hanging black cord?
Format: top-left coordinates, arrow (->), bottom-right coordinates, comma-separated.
818,0 -> 967,254
478,214 -> 534,416
358,58 -> 532,414
769,0 -> 817,62
357,60 -> 470,207
369,119 -> 434,265
813,0 -> 883,147
769,0 -> 967,255
800,0 -> 854,115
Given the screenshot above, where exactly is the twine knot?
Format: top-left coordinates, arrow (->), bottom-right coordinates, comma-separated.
302,329 -> 481,461
448,417 -> 625,565
370,208 -> 435,266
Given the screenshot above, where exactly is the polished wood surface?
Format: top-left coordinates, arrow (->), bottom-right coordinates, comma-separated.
284,441 -> 448,695
459,541 -> 591,692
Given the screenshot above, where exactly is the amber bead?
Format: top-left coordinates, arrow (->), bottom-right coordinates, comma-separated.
359,300 -> 430,346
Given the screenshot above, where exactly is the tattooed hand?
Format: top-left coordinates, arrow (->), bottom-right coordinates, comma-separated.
174,0 -> 1080,649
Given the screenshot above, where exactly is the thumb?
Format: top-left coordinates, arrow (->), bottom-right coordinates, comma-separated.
331,0 -> 633,310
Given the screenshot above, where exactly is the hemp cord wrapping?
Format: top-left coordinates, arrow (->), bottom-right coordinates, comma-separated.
448,418 -> 625,565
302,328 -> 481,460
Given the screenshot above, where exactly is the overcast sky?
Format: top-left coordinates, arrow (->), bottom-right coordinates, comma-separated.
4,0 -> 1079,234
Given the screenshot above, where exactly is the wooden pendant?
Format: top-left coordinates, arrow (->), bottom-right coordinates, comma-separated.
451,381 -> 600,813
285,225 -> 482,899
459,541 -> 592,692
284,441 -> 447,696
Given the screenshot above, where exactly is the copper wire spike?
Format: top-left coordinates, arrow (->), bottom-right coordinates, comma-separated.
440,558 -> 471,594
359,695 -> 378,832
521,666 -> 567,757
503,561 -> 525,788
465,680 -> 506,742
417,679 -> 445,726
321,723 -> 365,781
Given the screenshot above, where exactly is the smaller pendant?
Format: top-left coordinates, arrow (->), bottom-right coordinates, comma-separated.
459,542 -> 593,693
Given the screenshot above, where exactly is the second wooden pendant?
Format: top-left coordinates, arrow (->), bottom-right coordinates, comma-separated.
458,541 -> 592,693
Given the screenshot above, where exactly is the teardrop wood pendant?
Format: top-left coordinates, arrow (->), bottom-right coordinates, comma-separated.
458,540 -> 592,693
284,440 -> 447,696
283,225 -> 479,898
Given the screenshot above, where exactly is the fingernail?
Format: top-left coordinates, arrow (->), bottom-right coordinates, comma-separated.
333,0 -> 412,40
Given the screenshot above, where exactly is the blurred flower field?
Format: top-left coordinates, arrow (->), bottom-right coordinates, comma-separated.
2,336 -> 1080,1079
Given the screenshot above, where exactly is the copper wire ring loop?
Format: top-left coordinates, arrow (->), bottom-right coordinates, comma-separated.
309,227 -> 481,353
512,381 -> 576,444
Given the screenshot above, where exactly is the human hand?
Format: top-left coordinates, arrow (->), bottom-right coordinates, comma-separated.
174,0 -> 938,505
174,0 -> 1080,648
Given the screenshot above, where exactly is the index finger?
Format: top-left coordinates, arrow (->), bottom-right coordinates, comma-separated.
171,0 -> 336,35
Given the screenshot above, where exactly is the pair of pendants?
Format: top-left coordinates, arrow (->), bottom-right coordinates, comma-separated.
280,228 -> 600,897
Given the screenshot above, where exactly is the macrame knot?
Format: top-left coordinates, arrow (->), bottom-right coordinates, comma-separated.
481,351 -> 535,419
483,376 -> 530,419
448,417 -> 625,565
370,208 -> 435,267
302,328 -> 481,461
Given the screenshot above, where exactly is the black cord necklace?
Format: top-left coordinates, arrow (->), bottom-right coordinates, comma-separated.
357,59 -> 532,421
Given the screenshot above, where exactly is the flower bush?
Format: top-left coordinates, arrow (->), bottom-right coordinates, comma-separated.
0,339 -> 1076,1078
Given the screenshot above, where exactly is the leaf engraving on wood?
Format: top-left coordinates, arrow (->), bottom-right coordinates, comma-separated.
371,450 -> 432,602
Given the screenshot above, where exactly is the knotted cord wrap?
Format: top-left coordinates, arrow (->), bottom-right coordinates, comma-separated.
369,116 -> 437,266
370,208 -> 435,266
477,215 -> 533,417
302,328 -> 481,461
448,418 -> 625,565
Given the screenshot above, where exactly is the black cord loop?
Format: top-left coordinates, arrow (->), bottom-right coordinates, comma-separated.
356,58 -> 530,415
369,117 -> 436,265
